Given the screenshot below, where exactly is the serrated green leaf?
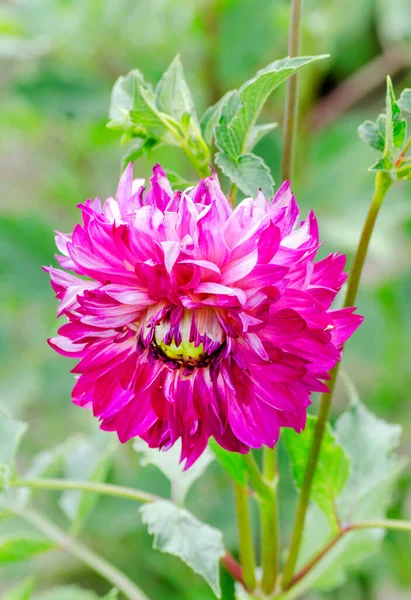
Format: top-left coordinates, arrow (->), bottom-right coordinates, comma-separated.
155,55 -> 197,125
208,439 -> 247,487
0,536 -> 54,563
214,91 -> 242,158
133,439 -> 213,505
200,92 -> 233,146
59,433 -> 114,533
369,156 -> 393,172
245,122 -> 277,152
215,152 -> 274,199
3,577 -> 35,600
140,500 -> 225,597
0,410 -> 28,490
283,415 -> 350,529
230,55 -> 328,152
357,120 -> 385,151
398,89 -> 411,113
385,76 -> 406,155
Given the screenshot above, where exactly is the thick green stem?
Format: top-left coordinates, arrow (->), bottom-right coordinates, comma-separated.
18,506 -> 149,600
260,448 -> 279,595
234,482 -> 257,591
281,170 -> 393,588
11,478 -> 161,504
281,0 -> 303,182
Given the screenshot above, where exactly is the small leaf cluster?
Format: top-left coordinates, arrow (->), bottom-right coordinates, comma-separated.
107,55 -> 210,176
358,77 -> 411,180
108,54 -> 328,196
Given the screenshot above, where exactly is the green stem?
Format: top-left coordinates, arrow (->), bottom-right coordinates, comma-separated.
11,478 -> 161,504
284,518 -> 411,592
281,0 -> 303,182
18,506 -> 149,600
244,453 -> 274,502
281,170 -> 393,589
234,482 -> 257,591
228,183 -> 237,206
260,448 -> 279,595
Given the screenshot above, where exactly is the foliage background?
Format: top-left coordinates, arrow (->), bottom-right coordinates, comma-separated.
1,0 -> 411,598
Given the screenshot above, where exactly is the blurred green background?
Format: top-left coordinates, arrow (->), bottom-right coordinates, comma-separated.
1,0 -> 411,598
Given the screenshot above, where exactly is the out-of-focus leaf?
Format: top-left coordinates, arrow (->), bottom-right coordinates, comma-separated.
289,401 -> 404,595
0,411 -> 28,490
140,500 -> 225,597
208,439 -> 247,487
0,537 -> 54,563
133,439 -> 213,506
155,55 -> 197,125
245,122 -> 277,152
377,0 -> 411,45
59,433 -> 114,533
357,120 -> 385,152
398,89 -> 411,114
3,577 -> 35,600
336,400 -> 402,523
283,416 -> 350,529
215,152 -> 274,199
19,436 -> 82,504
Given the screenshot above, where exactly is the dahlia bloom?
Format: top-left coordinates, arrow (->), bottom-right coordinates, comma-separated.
46,164 -> 362,467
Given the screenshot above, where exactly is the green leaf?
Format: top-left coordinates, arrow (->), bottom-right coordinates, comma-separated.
108,70 -> 175,140
208,439 -> 247,487
291,402 -> 404,595
200,92 -> 233,146
59,433 -> 114,533
214,91 -> 242,159
369,156 -> 393,172
283,415 -> 350,529
215,152 -> 274,199
385,76 -> 406,155
121,137 -> 159,171
335,400 -> 402,523
229,55 -> 328,152
245,122 -> 277,152
3,578 -> 35,600
133,439 -> 213,506
398,89 -> 411,113
0,537 -> 54,563
0,410 -> 28,490
357,120 -> 385,152
140,500 -> 225,597
155,55 -> 197,125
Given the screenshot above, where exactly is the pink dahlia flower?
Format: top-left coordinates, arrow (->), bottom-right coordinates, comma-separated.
46,164 -> 362,467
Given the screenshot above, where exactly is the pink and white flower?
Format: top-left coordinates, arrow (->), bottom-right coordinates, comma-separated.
46,164 -> 362,467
